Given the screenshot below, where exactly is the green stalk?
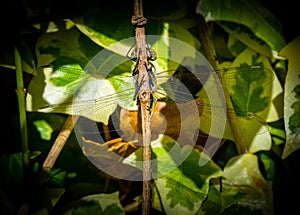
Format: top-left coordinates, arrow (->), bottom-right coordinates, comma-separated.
14,47 -> 29,177
196,12 -> 248,154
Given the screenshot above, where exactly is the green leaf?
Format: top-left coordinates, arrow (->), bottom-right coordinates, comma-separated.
72,15 -> 134,53
278,36 -> 300,159
228,50 -> 282,153
227,35 -> 247,57
32,120 -> 53,140
168,22 -> 198,48
72,12 -> 200,74
48,169 -> 68,186
222,22 -> 272,58
231,49 -> 283,122
60,192 -> 124,215
200,0 -> 285,56
201,154 -> 273,214
197,54 -> 280,153
256,152 -> 275,181
26,64 -> 119,124
125,135 -> 222,214
35,23 -> 99,68
220,154 -> 274,214
229,65 -> 269,114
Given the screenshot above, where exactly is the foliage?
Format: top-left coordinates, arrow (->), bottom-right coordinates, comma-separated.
0,0 -> 299,214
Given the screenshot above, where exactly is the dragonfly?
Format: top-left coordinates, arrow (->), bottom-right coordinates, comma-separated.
26,57 -> 274,151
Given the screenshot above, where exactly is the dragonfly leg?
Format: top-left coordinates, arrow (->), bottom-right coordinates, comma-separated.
126,44 -> 138,62
146,44 -> 157,61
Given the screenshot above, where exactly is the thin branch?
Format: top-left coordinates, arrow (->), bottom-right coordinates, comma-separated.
38,115 -> 79,185
132,0 -> 153,214
196,3 -> 248,154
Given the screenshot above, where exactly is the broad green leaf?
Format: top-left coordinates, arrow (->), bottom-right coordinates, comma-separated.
227,35 -> 247,57
226,49 -> 280,153
35,23 -> 101,68
155,146 -> 222,214
125,135 -> 222,214
278,36 -> 300,159
53,192 -> 124,215
72,15 -> 133,55
231,50 -> 281,153
72,12 -> 200,74
196,52 -> 279,153
220,22 -> 272,58
231,48 -> 283,122
199,0 -> 285,57
197,184 -> 222,214
26,65 -> 118,124
168,21 -> 197,48
218,154 -> 273,214
72,17 -> 181,73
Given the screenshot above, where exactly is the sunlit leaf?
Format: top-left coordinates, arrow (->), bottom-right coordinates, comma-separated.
35,24 -> 101,68
124,135 -> 222,214
278,36 -> 300,159
201,154 -> 273,214
222,23 -> 272,58
199,0 -> 285,57
72,12 -> 200,74
227,35 -> 247,57
168,22 -> 197,48
216,154 -> 273,214
227,50 -> 281,153
197,58 -> 277,153
231,48 -> 283,122
33,120 -> 53,140
72,15 -> 133,54
26,65 -> 119,124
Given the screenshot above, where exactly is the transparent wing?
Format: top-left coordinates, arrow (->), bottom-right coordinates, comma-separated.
26,64 -> 274,142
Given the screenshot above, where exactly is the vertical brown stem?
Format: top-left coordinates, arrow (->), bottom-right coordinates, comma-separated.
133,0 -> 152,214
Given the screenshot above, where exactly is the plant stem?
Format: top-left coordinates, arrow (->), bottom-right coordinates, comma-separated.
14,47 -> 30,178
38,115 -> 79,185
195,6 -> 248,154
132,0 -> 152,214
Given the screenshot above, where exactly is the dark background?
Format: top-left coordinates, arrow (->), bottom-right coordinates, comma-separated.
0,1 -> 299,214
